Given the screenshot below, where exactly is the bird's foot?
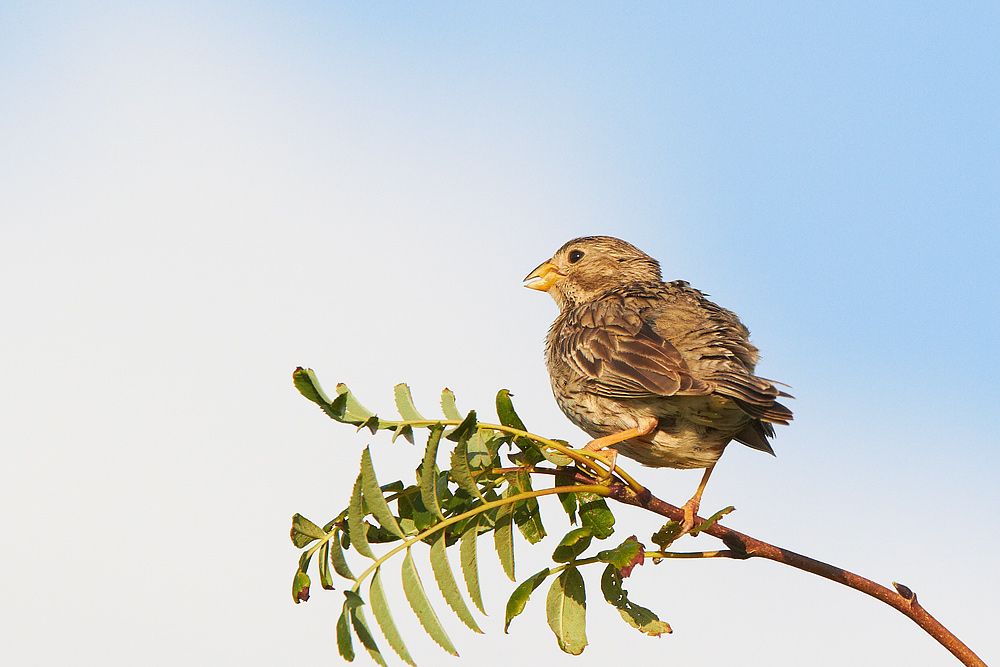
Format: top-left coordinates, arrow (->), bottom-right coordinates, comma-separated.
680,497 -> 701,534
581,440 -> 618,482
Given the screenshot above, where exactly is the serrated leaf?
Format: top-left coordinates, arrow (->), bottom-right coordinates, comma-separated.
441,388 -> 462,420
394,383 -> 426,422
546,567 -> 588,655
690,505 -> 735,536
459,514 -> 485,614
292,570 -> 310,603
445,410 -> 477,443
578,492 -> 615,539
318,542 -> 335,590
370,567 -> 416,666
334,383 -> 378,424
506,472 -> 546,544
401,548 -> 458,656
494,501 -> 515,581
552,527 -> 594,563
391,423 -> 415,444
349,474 -> 375,559
420,425 -> 445,520
361,448 -> 406,539
597,535 -> 644,577
450,437 -> 485,502
337,602 -> 355,662
347,593 -> 388,667
504,568 -> 550,632
330,529 -> 357,581
467,429 -> 493,469
290,513 -> 324,548
430,533 -> 482,633
601,565 -> 671,636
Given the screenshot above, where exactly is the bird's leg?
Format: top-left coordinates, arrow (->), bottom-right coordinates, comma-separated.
681,462 -> 717,533
582,417 -> 657,480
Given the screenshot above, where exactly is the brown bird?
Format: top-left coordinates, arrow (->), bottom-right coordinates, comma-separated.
524,236 -> 792,531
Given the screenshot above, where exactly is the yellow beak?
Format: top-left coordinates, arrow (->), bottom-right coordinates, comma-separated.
523,261 -> 564,291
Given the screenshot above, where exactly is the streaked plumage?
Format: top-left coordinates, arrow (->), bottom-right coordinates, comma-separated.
525,236 -> 792,474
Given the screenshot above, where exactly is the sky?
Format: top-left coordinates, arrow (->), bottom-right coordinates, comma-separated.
2,2 -> 998,665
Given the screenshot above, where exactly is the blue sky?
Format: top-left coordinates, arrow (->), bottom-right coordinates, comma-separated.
2,3 -> 997,665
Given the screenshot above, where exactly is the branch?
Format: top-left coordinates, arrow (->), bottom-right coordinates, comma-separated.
607,482 -> 988,667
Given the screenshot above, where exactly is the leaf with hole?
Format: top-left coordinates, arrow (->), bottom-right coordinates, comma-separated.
601,565 -> 671,637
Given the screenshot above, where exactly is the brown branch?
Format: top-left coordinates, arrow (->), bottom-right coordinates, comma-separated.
607,482 -> 988,667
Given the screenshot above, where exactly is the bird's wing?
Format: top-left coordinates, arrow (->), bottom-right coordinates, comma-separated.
557,297 -> 712,399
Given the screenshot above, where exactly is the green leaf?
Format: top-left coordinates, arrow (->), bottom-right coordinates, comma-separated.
360,448 -> 406,539
349,473 -> 375,559
329,529 -> 356,581
441,388 -> 462,421
391,424 -> 415,444
292,570 -> 310,603
337,601 -> 355,662
466,429 -> 494,470
598,535 -> 644,577
690,505 -> 735,536
318,542 -> 335,590
401,548 -> 458,656
536,440 -> 574,466
494,501 -> 515,581
449,436 -> 485,502
552,527 -> 594,563
334,382 -> 378,424
290,513 -> 324,548
420,425 -> 445,520
445,409 -> 477,443
292,367 -> 333,406
601,565 -> 671,637
370,567 -> 416,666
459,514 -> 486,614
650,520 -> 684,551
430,533 -> 483,633
578,492 -> 615,539
557,489 -> 578,523
346,591 -> 388,667
504,568 -> 550,632
546,567 -> 588,655
495,389 -> 534,451
507,472 -> 546,544
394,383 -> 426,422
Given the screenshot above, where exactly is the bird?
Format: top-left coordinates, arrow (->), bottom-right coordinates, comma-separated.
524,236 -> 792,531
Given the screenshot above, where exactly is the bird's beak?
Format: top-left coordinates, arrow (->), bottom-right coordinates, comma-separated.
523,261 -> 564,291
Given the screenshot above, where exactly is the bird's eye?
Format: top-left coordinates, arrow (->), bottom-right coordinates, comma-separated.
568,250 -> 584,264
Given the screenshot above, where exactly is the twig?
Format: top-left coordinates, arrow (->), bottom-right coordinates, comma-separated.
608,482 -> 988,667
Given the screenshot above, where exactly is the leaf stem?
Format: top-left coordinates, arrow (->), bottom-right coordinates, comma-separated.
349,485 -> 611,593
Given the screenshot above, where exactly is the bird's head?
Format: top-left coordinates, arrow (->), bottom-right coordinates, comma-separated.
523,236 -> 662,309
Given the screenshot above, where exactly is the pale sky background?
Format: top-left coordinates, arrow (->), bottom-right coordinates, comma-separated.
2,3 -> 998,666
